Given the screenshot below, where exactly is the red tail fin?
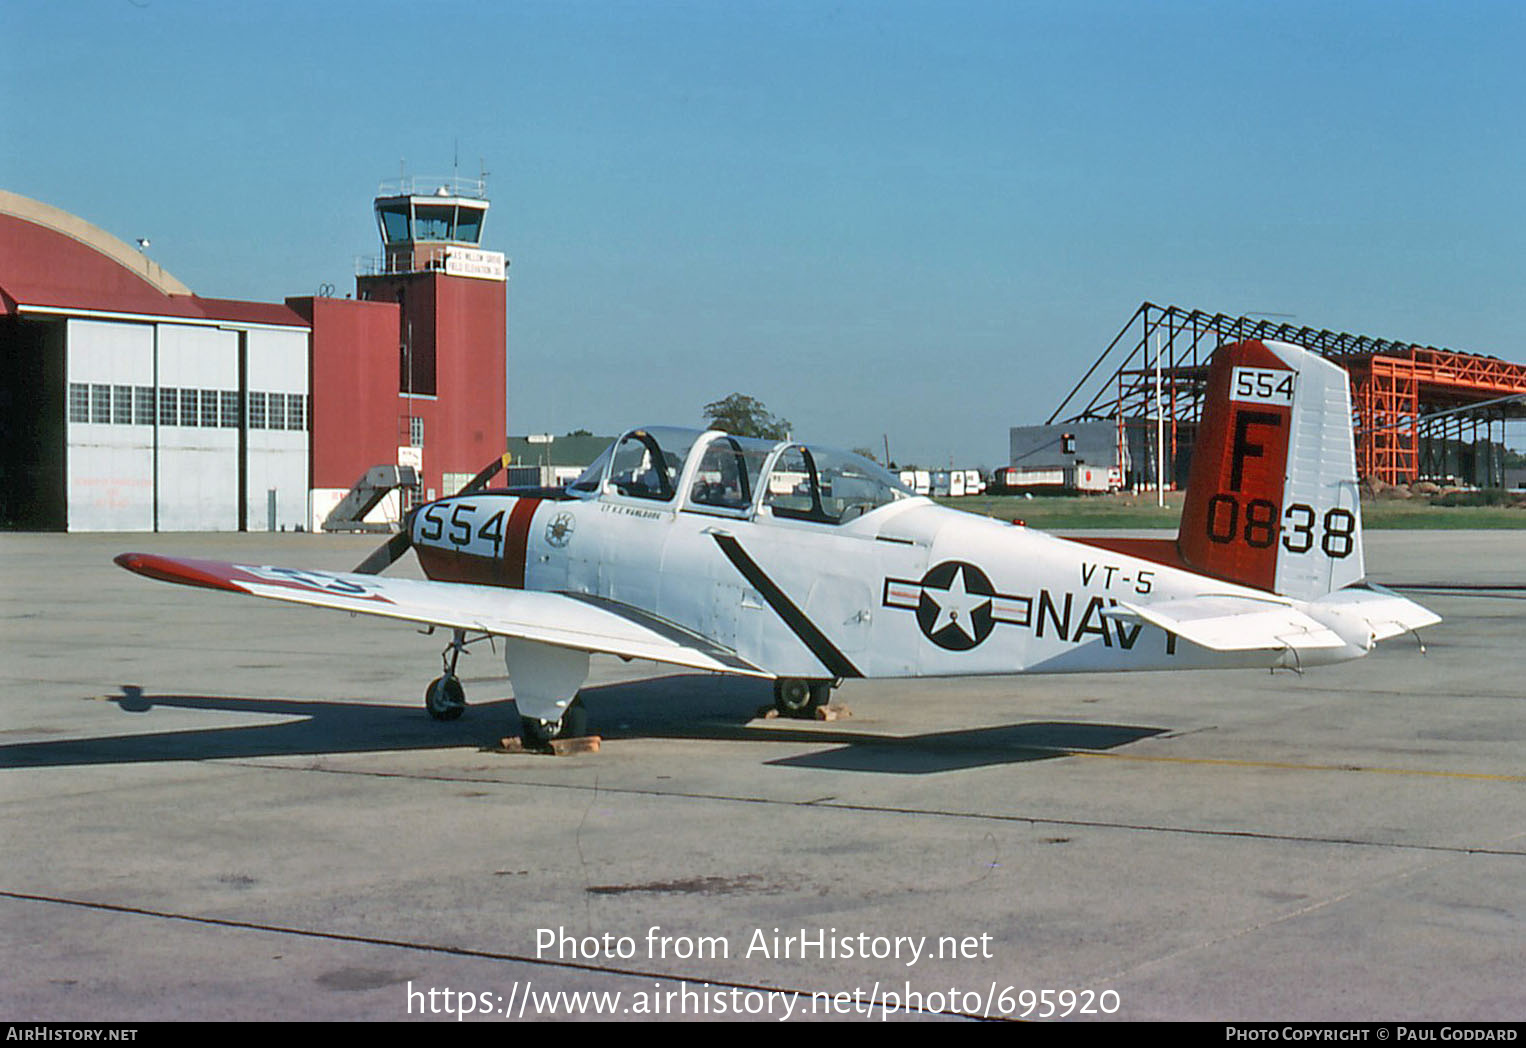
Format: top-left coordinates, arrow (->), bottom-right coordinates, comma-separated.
1178,341 -> 1292,591
1177,339 -> 1364,598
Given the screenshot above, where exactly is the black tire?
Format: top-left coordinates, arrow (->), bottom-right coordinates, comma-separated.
520,716 -> 557,749
520,696 -> 587,748
773,678 -> 828,718
561,695 -> 589,738
425,675 -> 465,721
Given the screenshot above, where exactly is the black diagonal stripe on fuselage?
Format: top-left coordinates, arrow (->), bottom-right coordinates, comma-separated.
711,533 -> 862,679
559,592 -> 761,673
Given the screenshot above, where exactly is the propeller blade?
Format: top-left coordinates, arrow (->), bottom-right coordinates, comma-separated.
353,525 -> 413,575
457,451 -> 512,495
350,452 -> 510,575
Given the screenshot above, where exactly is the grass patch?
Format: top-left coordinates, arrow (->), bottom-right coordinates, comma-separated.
936,493 -> 1183,530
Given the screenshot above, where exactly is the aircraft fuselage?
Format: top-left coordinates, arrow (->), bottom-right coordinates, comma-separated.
411,490 -> 1350,680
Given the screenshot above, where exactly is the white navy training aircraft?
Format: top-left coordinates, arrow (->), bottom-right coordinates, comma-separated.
118,340 -> 1439,749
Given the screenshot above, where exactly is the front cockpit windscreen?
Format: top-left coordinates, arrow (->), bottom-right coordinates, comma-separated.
763,445 -> 914,524
569,428 -> 704,502
568,443 -> 614,495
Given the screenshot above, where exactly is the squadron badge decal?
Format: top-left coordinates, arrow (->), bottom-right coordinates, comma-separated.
545,511 -> 577,549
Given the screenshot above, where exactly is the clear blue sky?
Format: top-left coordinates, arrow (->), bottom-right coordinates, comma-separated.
5,0 -> 1522,465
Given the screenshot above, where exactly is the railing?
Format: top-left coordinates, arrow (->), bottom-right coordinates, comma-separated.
354,254 -> 452,277
376,175 -> 487,199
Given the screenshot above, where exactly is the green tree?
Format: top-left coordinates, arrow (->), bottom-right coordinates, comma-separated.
702,394 -> 791,440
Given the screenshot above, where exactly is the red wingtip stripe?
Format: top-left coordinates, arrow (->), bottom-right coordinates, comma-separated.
114,552 -> 249,594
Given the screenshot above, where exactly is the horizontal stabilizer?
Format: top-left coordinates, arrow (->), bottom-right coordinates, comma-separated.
1306,584 -> 1442,643
1103,595 -> 1346,652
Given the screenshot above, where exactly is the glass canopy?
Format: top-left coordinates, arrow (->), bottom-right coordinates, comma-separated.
569,427 -> 915,524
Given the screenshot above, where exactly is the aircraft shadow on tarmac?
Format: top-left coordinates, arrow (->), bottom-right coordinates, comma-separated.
0,677 -> 1165,775
582,675 -> 1168,774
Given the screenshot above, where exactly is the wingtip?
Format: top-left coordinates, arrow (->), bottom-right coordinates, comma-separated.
112,552 -> 247,593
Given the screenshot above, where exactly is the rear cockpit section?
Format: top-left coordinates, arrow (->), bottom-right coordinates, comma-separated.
567,426 -> 917,525
686,433 -> 775,514
760,444 -> 913,524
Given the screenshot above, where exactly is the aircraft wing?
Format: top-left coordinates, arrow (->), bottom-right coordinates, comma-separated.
1103,595 -> 1347,652
114,553 -> 769,678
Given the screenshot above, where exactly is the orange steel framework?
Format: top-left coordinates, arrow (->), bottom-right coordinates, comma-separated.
1050,303 -> 1526,487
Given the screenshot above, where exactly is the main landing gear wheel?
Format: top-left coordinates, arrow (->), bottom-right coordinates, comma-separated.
425,675 -> 466,721
426,628 -> 473,721
773,678 -> 831,719
520,695 -> 588,750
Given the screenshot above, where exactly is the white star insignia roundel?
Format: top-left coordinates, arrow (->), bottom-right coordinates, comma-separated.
881,561 -> 1033,651
926,564 -> 992,642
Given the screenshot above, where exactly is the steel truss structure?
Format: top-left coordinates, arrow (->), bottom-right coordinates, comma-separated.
1049,303 -> 1526,486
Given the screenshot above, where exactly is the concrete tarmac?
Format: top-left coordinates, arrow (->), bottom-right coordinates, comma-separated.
2,529 -> 1523,1021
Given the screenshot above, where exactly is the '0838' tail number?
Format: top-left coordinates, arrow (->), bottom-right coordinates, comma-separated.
1205,496 -> 1357,558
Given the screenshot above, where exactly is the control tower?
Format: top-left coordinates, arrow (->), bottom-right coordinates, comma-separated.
346,175 -> 507,503
370,175 -> 501,279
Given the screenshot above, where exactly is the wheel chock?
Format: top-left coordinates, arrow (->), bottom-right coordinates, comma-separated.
754,704 -> 851,721
492,734 -> 602,755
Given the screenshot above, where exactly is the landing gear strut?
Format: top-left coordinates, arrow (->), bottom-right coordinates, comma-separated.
773,677 -> 833,718
423,629 -> 472,721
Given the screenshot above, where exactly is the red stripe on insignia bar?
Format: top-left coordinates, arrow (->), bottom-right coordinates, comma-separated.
503,497 -> 541,589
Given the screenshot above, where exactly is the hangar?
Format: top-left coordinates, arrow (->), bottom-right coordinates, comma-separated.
0,182 -> 507,532
1043,302 -> 1526,490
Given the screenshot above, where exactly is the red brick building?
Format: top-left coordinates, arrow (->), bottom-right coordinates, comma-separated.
0,181 -> 507,531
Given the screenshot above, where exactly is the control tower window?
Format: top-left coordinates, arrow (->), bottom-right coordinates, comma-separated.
414,205 -> 455,241
455,207 -> 483,244
377,201 -> 410,243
